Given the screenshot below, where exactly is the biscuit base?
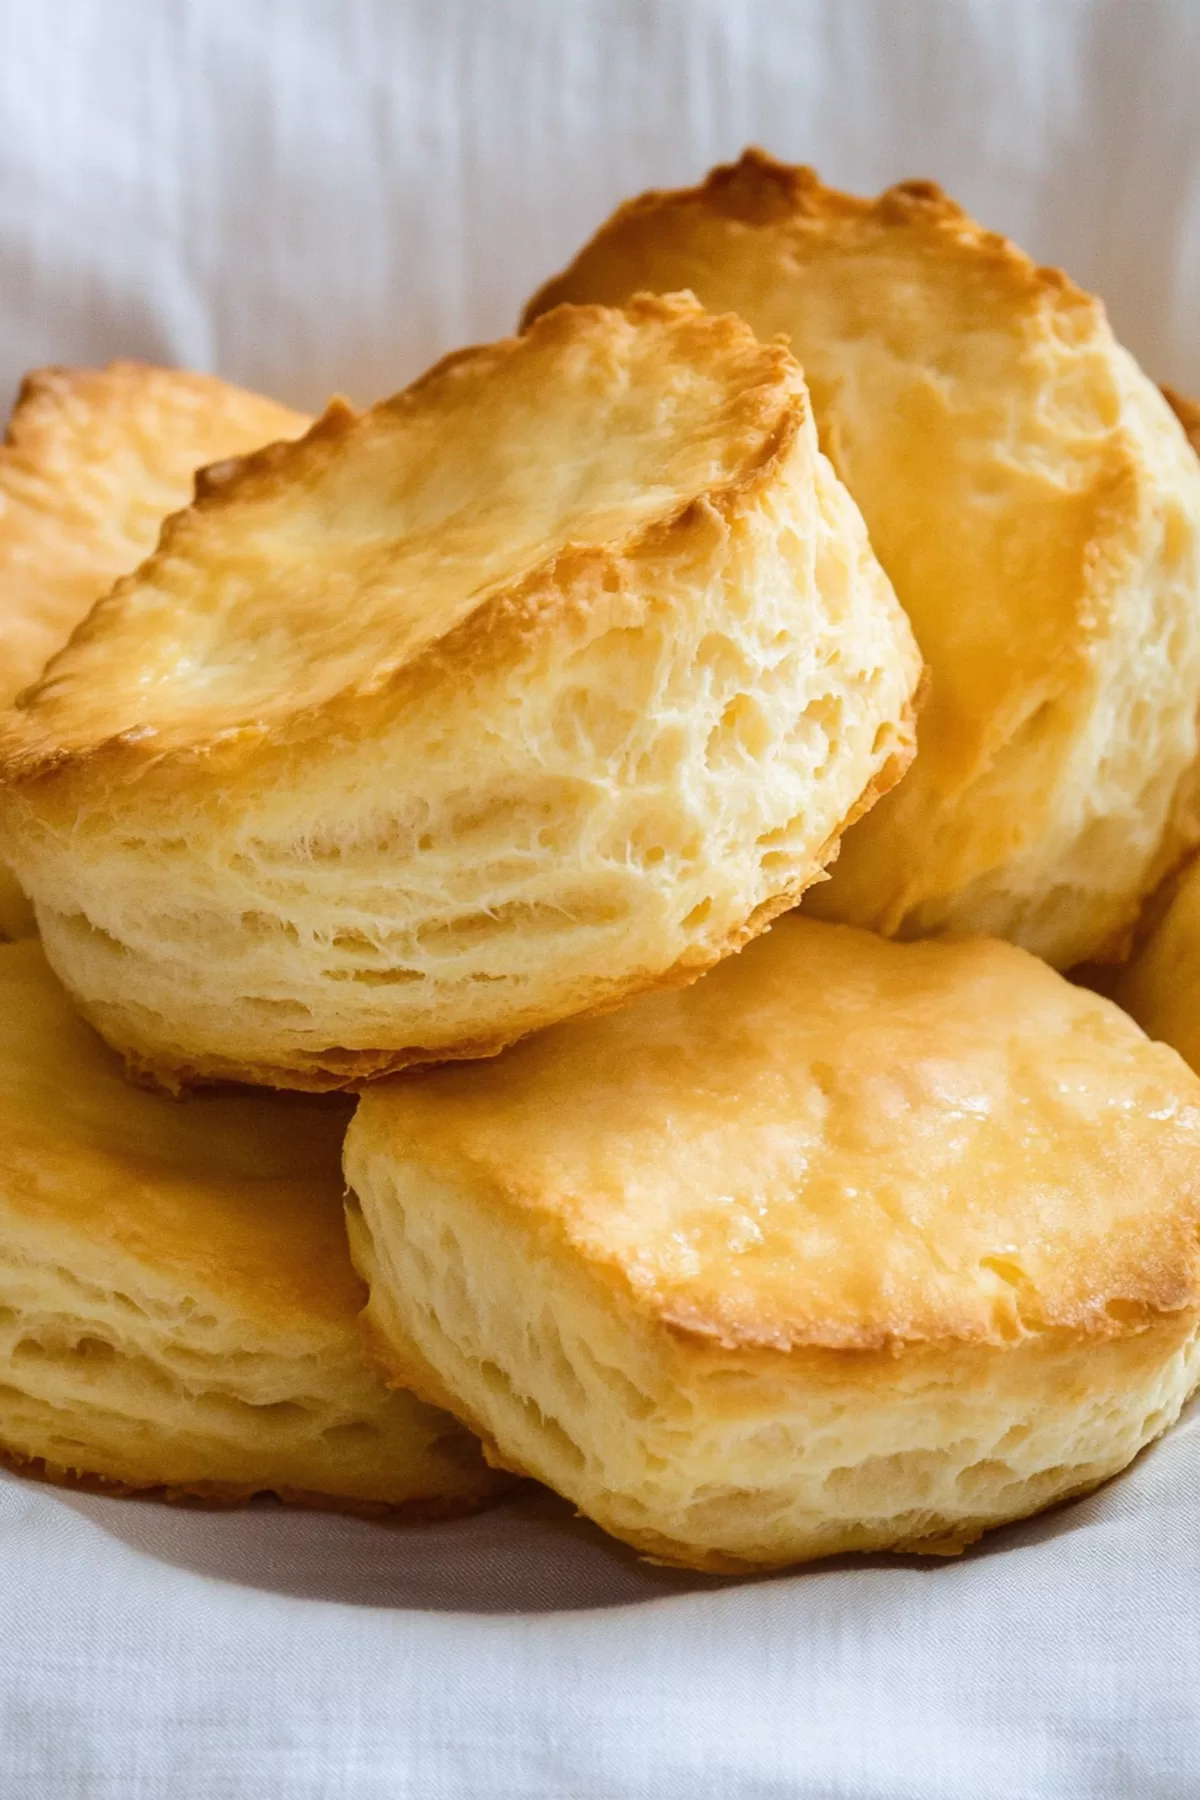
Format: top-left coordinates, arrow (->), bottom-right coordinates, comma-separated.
582,1471 -> 1123,1575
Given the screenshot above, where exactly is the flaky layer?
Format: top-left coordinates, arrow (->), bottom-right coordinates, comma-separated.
0,297 -> 920,1089
346,916 -> 1200,1569
0,940 -> 500,1510
0,361 -> 309,939
524,151 -> 1200,967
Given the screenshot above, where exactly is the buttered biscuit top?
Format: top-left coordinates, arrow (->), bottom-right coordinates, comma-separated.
0,294 -> 920,1091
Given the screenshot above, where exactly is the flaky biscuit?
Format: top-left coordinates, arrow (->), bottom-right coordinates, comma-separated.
346,916 -> 1200,1572
524,152 -> 1200,967
0,295 -> 920,1091
0,362 -> 309,937
0,938 -> 502,1513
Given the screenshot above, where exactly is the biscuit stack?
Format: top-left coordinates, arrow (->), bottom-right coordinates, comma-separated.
3,152 -> 1200,1574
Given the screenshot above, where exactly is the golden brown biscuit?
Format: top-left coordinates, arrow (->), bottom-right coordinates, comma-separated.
525,152 -> 1200,967
0,362 -> 310,938
346,915 -> 1200,1572
0,938 -> 502,1513
0,295 -> 921,1091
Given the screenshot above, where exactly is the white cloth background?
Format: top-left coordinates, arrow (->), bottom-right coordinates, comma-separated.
1,1 -> 1199,1794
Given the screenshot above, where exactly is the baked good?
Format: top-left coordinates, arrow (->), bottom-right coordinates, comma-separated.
524,151 -> 1200,967
0,294 -> 921,1092
0,937 -> 501,1512
0,362 -> 309,938
346,915 -> 1200,1572
1115,854 -> 1200,1075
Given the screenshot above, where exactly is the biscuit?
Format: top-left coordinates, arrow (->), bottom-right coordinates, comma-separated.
346,915 -> 1200,1572
0,362 -> 310,938
0,295 -> 921,1091
0,938 -> 502,1513
1115,854 -> 1200,1076
524,152 -> 1200,967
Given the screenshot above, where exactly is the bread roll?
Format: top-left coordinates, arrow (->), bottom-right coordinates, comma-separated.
0,295 -> 920,1091
0,938 -> 501,1513
524,152 -> 1200,967
346,916 -> 1200,1572
0,362 -> 309,938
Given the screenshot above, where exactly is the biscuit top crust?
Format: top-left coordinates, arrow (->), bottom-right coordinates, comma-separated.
1,295 -> 810,775
0,939 -> 360,1326
0,361 -> 309,707
353,917 -> 1200,1352
526,149 -> 1088,310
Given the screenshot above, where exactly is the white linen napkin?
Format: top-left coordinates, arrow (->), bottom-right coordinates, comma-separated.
2,2 -> 1199,1793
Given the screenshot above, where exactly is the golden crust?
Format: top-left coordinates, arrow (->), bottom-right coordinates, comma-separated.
0,298 -> 817,771
524,154 -> 1090,324
0,361 -> 309,940
351,918 -> 1200,1350
0,360 -> 310,712
0,295 -> 921,1090
0,939 -> 502,1512
346,915 -> 1200,1569
525,151 -> 1200,968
